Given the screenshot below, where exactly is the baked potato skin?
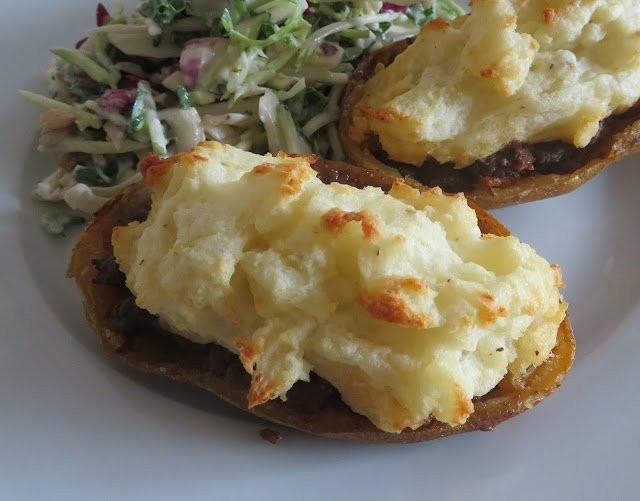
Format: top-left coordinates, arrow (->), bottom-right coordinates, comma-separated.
340,39 -> 640,209
68,160 -> 574,444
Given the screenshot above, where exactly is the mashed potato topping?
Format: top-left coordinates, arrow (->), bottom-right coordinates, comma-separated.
112,141 -> 566,432
352,0 -> 640,167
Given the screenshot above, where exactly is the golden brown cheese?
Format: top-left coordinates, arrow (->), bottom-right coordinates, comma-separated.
113,141 -> 566,432
352,0 -> 640,167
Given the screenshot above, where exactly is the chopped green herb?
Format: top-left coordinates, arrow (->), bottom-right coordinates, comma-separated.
40,211 -> 86,236
285,87 -> 329,127
406,4 -> 436,27
332,2 -> 350,13
177,85 -> 196,108
260,21 -> 276,39
67,81 -> 107,101
221,1 -> 303,49
317,1 -> 352,22
139,0 -> 191,29
374,21 -> 394,43
73,163 -> 118,187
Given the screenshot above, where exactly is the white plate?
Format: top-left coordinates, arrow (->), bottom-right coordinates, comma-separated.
2,2 -> 638,499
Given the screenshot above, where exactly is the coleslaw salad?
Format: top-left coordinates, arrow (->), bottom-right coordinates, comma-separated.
21,0 -> 463,234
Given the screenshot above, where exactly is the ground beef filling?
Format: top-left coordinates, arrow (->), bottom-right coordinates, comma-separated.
94,256 -> 344,416
364,104 -> 640,193
312,158 -> 396,191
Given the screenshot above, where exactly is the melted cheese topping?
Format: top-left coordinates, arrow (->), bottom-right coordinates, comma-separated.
352,0 -> 640,167
113,141 -> 566,432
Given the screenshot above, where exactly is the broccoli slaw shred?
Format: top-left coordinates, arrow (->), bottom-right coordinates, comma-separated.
22,0 -> 463,229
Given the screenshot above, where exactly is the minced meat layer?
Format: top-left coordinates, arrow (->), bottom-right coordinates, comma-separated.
363,103 -> 640,194
94,254 -> 345,416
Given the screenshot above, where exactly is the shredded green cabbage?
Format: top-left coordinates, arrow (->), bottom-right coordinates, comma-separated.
21,0 -> 464,223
